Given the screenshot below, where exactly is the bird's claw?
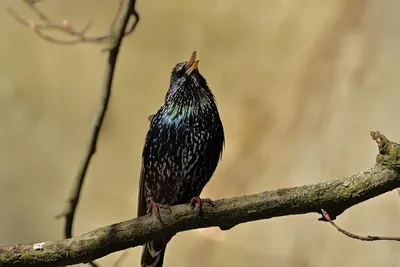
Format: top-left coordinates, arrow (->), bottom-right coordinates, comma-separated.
190,197 -> 215,216
147,200 -> 172,222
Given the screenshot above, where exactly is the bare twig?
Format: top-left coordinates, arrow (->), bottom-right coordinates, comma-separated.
321,209 -> 400,241
2,145 -> 400,266
8,0 -> 139,45
7,8 -> 108,45
9,1 -> 140,266
55,0 -> 139,237
23,0 -> 51,23
53,2 -> 139,267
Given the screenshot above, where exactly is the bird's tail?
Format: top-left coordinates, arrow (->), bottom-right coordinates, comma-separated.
141,239 -> 168,267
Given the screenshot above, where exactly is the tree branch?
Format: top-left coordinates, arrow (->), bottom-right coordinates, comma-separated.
9,1 -> 140,266
55,0 -> 139,238
1,131 -> 400,266
321,209 -> 400,241
8,0 -> 140,45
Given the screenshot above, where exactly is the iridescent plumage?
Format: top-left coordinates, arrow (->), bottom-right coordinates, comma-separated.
138,52 -> 224,267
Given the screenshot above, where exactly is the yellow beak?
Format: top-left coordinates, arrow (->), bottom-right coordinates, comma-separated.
186,51 -> 199,75
185,60 -> 199,75
188,51 -> 196,65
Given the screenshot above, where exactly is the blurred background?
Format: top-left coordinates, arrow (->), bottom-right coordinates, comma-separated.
1,0 -> 400,266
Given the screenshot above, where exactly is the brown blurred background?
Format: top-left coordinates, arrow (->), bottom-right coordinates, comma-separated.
1,0 -> 400,266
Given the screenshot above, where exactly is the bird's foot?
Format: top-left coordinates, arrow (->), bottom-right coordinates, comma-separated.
190,197 -> 215,216
147,200 -> 172,222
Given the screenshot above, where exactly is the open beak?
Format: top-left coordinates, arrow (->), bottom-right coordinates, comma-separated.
188,51 -> 196,66
185,60 -> 199,75
186,51 -> 199,75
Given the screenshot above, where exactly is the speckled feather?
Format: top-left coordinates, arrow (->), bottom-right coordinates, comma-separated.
138,57 -> 224,267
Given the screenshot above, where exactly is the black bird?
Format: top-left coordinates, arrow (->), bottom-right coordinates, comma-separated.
138,51 -> 225,267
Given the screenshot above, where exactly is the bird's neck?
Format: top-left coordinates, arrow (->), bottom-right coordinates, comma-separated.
160,88 -> 216,125
166,85 -> 215,109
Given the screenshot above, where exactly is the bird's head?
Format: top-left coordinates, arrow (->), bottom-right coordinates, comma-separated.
169,51 -> 198,86
165,51 -> 213,106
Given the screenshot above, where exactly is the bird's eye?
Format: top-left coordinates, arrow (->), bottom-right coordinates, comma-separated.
176,65 -> 186,78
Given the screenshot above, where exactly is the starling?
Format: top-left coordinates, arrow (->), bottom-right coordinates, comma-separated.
137,51 -> 225,267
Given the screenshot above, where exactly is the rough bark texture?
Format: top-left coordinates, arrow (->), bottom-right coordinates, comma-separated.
0,131 -> 399,267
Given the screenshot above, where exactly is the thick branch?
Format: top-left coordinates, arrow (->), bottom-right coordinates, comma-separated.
2,157 -> 400,265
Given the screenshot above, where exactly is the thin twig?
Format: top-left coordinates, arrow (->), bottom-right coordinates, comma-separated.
8,0 -> 139,45
321,209 -> 400,241
9,0 -> 140,266
44,1 -> 138,267
23,0 -> 51,23
55,0 -> 139,238
8,7 -> 109,45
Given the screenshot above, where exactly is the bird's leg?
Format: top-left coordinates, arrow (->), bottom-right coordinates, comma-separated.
190,196 -> 215,216
147,199 -> 172,222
